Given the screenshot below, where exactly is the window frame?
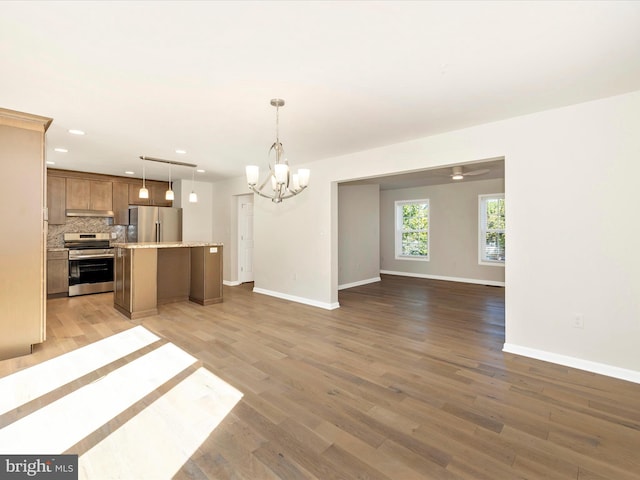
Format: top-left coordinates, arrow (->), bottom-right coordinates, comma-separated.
478,193 -> 505,266
395,198 -> 430,262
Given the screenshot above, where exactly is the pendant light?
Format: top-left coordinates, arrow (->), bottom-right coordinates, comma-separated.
189,168 -> 198,203
165,165 -> 174,201
137,156 -> 198,203
139,161 -> 149,199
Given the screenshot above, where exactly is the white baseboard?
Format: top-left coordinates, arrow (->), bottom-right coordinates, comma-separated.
503,343 -> 640,385
252,287 -> 340,310
338,276 -> 381,290
223,280 -> 241,286
380,270 -> 505,287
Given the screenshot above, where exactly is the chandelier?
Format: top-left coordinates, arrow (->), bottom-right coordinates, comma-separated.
246,98 -> 310,203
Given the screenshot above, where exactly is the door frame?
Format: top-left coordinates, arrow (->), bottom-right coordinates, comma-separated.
237,194 -> 254,284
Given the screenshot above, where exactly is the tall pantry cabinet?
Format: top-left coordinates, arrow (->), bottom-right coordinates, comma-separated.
0,108 -> 52,361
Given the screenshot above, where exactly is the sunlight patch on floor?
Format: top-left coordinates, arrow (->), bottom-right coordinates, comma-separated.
0,326 -> 159,416
0,343 -> 197,453
79,367 -> 243,479
0,326 -> 244,478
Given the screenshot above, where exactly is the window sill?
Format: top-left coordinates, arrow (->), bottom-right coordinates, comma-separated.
479,260 -> 505,267
396,256 -> 429,262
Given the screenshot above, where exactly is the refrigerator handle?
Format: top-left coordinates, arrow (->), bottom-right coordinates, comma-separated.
156,222 -> 160,242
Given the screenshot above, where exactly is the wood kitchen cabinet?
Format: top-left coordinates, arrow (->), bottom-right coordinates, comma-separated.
114,246 -> 157,318
47,250 -> 69,297
90,180 -> 113,210
66,178 -> 113,210
1,108 -> 51,361
47,175 -> 66,224
128,181 -> 148,206
190,245 -> 223,305
128,180 -> 173,207
112,182 -> 130,225
150,181 -> 173,207
66,178 -> 90,209
47,170 -> 171,219
113,247 -> 133,312
113,243 -> 222,320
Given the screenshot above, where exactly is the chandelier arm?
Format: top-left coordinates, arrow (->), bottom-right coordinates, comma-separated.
271,185 -> 308,201
249,185 -> 280,200
248,184 -> 307,202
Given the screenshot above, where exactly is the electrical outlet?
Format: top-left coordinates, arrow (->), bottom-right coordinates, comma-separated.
573,313 -> 584,329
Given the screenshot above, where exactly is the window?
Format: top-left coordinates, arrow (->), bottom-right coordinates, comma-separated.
479,194 -> 505,265
395,199 -> 429,261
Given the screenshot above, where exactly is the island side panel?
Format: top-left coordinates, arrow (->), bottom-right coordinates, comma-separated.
131,248 -> 158,318
114,247 -> 159,319
157,247 -> 190,304
189,245 -> 223,305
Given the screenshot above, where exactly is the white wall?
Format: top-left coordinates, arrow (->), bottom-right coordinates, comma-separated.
211,90 -> 640,380
174,179 -> 214,242
338,184 -> 380,288
380,178 -> 505,285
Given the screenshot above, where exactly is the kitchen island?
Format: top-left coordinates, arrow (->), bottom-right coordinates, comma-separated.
112,242 -> 223,319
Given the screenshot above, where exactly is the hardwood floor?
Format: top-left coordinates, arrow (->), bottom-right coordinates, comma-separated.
2,274 -> 640,479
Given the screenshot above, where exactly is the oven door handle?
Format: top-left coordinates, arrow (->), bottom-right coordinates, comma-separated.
69,254 -> 115,260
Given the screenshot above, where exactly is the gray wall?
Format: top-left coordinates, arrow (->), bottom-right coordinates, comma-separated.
380,178 -> 505,284
338,184 -> 380,288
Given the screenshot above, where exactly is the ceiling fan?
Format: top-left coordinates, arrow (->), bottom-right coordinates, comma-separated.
447,165 -> 490,180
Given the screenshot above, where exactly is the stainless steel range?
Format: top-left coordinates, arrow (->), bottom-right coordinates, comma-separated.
64,233 -> 114,296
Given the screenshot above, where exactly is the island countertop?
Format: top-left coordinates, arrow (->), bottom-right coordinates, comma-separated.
112,241 -> 223,249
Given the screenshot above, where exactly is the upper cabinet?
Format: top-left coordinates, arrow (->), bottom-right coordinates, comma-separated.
90,180 -> 113,210
66,178 -> 113,211
112,182 -> 130,225
128,179 -> 173,207
150,181 -> 173,207
128,181 -> 148,206
47,169 -> 173,226
47,175 -> 66,225
65,178 -> 89,209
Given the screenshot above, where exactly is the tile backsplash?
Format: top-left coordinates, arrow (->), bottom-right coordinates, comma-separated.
47,217 -> 127,248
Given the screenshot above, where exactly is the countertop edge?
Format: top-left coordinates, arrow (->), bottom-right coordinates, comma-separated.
112,242 -> 223,249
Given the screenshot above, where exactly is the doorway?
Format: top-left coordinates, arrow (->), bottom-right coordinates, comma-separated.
237,195 -> 254,284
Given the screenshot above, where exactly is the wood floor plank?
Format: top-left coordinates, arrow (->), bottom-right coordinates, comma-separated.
312,420 -> 426,480
2,275 -> 640,478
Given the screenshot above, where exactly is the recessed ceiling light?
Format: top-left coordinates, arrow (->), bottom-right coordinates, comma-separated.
54,148 -> 68,153
68,129 -> 85,135
125,171 -> 135,175
196,169 -> 205,173
46,161 -> 55,165
175,149 -> 187,154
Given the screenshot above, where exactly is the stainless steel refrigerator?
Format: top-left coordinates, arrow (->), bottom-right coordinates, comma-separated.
127,206 -> 182,242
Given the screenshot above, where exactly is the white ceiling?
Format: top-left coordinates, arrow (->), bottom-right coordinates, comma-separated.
344,158 -> 505,190
2,1 -> 639,183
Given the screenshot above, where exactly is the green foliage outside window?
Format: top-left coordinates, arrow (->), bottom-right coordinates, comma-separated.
399,201 -> 429,257
482,197 -> 505,262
